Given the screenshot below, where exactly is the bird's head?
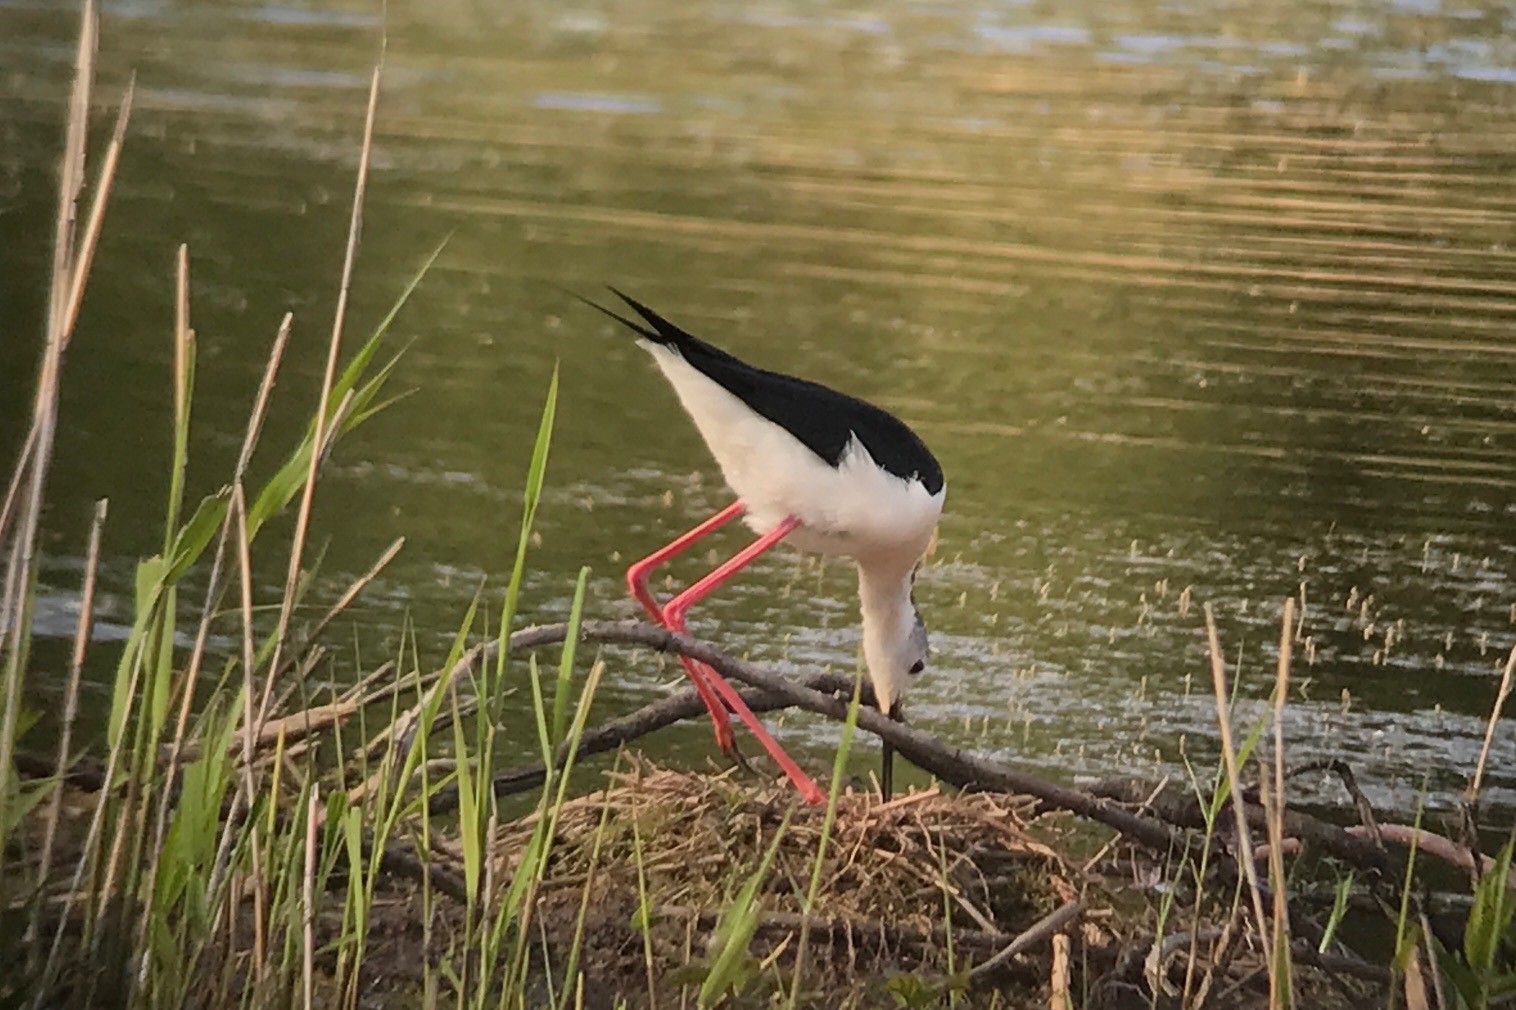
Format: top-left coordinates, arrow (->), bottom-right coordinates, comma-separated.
903,603 -> 930,681
858,567 -> 930,714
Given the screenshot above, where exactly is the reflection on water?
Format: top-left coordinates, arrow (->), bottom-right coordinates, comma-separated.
3,0 -> 1516,815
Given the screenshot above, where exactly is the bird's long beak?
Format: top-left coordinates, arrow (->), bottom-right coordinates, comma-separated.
880,700 -> 903,800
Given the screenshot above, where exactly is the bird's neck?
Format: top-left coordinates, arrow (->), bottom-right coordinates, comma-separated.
857,562 -> 915,714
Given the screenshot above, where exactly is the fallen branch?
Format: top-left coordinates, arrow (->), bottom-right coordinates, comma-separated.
1259,823 -> 1516,891
371,834 -> 468,904
1111,929 -> 1389,987
432,620 -> 1190,856
427,619 -> 1410,896
659,903 -> 1013,954
1088,776 -> 1400,881
1269,758 -> 1382,847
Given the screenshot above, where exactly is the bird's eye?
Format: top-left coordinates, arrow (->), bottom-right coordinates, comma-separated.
908,660 -> 925,675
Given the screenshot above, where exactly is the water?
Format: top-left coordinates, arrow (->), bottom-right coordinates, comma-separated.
4,0 -> 1516,817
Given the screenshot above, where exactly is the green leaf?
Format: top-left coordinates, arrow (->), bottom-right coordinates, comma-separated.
156,695 -> 239,924
666,964 -> 711,988
496,364 -> 558,658
1434,937 -> 1484,1006
244,240 -> 440,540
885,973 -> 937,1009
343,803 -> 365,885
500,820 -> 549,923
528,654 -> 553,770
0,778 -> 55,837
107,555 -> 171,751
551,568 -> 589,748
146,587 -> 176,745
12,707 -> 40,743
338,233 -> 449,391
134,555 -> 167,610
161,326 -> 196,558
164,490 -> 232,583
1465,837 -> 1515,970
1206,708 -> 1269,823
450,683 -> 480,903
629,902 -> 660,932
1318,871 -> 1354,953
319,789 -> 352,884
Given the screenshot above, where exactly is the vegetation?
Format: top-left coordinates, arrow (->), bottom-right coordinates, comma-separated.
3,6 -> 1514,1009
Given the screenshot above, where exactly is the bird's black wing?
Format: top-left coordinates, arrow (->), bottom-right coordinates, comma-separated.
598,289 -> 943,495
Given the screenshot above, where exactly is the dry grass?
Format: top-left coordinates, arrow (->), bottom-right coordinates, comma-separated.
476,758 -> 1074,1006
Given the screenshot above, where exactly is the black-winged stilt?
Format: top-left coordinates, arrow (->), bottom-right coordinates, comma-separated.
582,290 -> 945,804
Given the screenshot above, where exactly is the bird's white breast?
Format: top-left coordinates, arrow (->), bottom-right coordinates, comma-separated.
646,342 -> 943,564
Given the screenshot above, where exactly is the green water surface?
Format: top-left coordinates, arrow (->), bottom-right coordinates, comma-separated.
4,0 -> 1516,815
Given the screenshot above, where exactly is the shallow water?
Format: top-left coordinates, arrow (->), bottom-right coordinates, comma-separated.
4,0 -> 1516,816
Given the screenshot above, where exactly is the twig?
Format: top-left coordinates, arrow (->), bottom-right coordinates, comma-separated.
1204,604 -> 1273,955
0,427 -> 38,567
61,75 -> 133,343
1266,598 -> 1296,1007
174,311 -> 292,954
426,664 -> 862,813
875,786 -> 941,815
1121,929 -> 1388,986
968,899 -> 1084,979
272,536 -> 404,686
1256,824 -> 1516,891
258,63 -> 381,738
29,498 -> 107,955
1049,931 -> 1071,1009
0,0 -> 100,876
1270,758 -> 1382,847
1469,643 -> 1515,802
302,785 -> 318,1010
1090,775 -> 1399,880
471,617 -> 1418,973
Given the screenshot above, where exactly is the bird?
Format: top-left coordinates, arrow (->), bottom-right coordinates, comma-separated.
579,288 -> 945,804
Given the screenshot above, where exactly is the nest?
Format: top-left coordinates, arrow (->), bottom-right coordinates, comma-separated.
488,758 -> 1076,1006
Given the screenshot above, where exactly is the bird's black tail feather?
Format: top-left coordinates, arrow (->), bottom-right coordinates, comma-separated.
605,287 -> 699,349
559,284 -> 659,343
565,285 -> 695,351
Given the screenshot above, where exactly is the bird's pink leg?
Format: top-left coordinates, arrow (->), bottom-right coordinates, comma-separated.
661,515 -> 824,805
627,501 -> 746,620
625,501 -> 747,751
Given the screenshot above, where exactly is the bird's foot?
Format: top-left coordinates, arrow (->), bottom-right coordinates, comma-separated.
718,736 -> 755,774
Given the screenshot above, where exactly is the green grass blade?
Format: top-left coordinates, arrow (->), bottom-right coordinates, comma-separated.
788,675 -> 863,1007
495,364 -> 559,666
450,682 -> 481,903
551,568 -> 589,746
244,241 -> 442,540
1318,871 -> 1354,954
700,811 -> 792,1008
1464,836 -> 1515,970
